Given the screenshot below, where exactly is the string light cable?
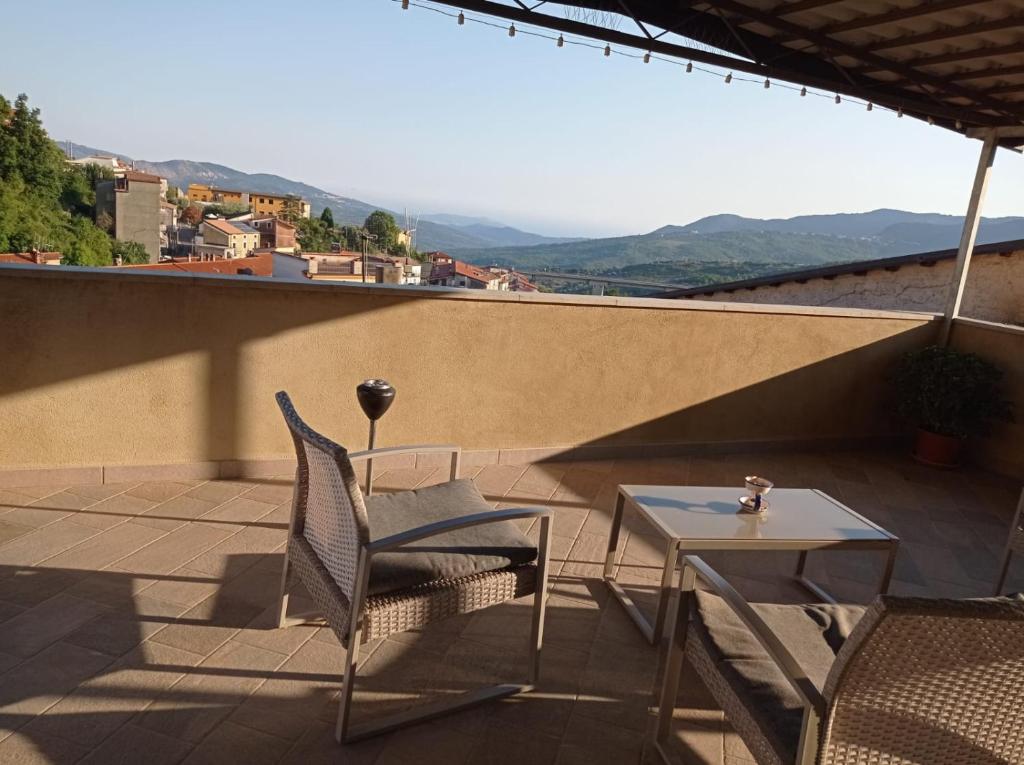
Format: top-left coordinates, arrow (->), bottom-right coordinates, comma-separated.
392,0 -> 956,130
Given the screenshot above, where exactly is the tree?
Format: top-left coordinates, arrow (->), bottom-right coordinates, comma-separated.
295,217 -> 333,253
338,225 -> 364,251
111,240 -> 149,265
280,196 -> 304,224
319,207 -> 334,227
179,205 -> 203,226
364,210 -> 399,253
0,92 -> 116,265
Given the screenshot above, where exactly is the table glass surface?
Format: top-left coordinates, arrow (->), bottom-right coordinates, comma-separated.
619,485 -> 890,543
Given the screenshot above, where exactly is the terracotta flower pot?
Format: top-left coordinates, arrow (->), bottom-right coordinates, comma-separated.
912,428 -> 963,468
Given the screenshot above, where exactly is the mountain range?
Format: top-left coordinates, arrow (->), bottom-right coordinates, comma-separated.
62,142 -> 575,251
63,142 -> 1024,275
453,209 -> 1024,272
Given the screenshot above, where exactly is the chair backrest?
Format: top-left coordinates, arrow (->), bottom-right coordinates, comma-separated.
820,594 -> 1024,765
276,391 -> 370,603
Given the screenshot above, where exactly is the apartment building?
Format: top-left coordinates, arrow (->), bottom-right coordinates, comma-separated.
186,184 -> 311,219
95,170 -> 163,263
199,219 -> 260,259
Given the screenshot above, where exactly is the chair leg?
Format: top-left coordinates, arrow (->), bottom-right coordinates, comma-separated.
335,615 -> 363,743
276,553 -> 292,629
528,516 -> 553,685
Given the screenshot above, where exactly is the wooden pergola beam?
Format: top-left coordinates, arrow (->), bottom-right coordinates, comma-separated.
861,41 -> 1024,72
864,17 -> 1024,53
698,0 -> 1017,118
948,63 -> 1024,83
819,0 -> 983,35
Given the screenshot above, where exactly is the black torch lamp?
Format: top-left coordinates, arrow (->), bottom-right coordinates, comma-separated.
356,378 -> 395,494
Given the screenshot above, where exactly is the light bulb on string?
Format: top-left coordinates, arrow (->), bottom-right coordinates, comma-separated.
604,44 -> 611,56
508,24 -> 516,37
686,61 -> 692,73
764,78 -> 770,89
835,93 -> 841,104
928,115 -> 935,125
724,72 -> 732,84
457,11 -> 464,24
643,52 -> 651,63
401,0 -> 408,8
897,106 -> 904,118
866,102 -> 873,111
800,86 -> 807,97
956,119 -> 963,130
557,34 -> 564,47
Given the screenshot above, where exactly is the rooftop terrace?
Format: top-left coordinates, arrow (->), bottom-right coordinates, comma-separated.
0,448 -> 1021,765
0,265 -> 1022,763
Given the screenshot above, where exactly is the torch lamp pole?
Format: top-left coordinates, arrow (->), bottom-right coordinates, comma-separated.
356,379 -> 395,496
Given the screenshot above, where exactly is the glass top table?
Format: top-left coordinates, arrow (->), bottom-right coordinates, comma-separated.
604,485 -> 900,644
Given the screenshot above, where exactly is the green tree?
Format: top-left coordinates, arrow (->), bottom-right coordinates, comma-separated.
0,92 -> 117,265
319,207 -> 334,227
280,196 -> 304,224
111,240 -> 149,265
364,210 -> 399,253
338,225 -> 364,251
295,218 -> 333,253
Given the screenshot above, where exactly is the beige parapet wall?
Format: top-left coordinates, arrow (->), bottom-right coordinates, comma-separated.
0,267 -> 941,483
950,318 -> 1024,479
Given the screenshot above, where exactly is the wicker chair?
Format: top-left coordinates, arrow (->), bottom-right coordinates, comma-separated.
654,555 -> 1024,765
274,391 -> 553,743
995,487 -> 1024,595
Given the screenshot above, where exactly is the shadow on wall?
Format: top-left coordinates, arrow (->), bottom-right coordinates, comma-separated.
0,268 -> 939,470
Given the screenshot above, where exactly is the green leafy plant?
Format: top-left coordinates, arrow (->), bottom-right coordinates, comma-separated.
892,345 -> 1013,439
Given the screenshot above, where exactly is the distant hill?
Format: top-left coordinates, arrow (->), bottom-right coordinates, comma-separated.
61,142 -> 578,251
455,209 -> 1024,271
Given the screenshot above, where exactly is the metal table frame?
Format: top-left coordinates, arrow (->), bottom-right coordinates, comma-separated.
603,486 -> 900,645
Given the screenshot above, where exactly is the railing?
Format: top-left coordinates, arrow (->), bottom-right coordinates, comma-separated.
0,265 -> 941,483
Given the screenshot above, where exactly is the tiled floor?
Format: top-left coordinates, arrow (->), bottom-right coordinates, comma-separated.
0,449 -> 1020,764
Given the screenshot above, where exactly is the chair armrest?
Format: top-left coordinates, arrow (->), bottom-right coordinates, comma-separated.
682,555 -> 827,716
347,444 -> 461,462
366,507 -> 552,555
348,444 -> 462,485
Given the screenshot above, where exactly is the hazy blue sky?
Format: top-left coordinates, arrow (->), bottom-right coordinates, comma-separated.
3,0 -> 1022,236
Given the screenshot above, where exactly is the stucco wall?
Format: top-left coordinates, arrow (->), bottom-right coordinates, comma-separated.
950,319 -> 1024,478
686,250 -> 1024,326
0,267 -> 939,473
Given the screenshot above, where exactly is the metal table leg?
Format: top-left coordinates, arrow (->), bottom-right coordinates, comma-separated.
604,490 -> 676,644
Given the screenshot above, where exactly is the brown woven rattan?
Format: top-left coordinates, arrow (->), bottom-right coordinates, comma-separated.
661,557 -> 1024,765
274,391 -> 552,744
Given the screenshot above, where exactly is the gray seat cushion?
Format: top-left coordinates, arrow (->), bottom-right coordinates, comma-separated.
365,478 -> 538,596
692,589 -> 866,762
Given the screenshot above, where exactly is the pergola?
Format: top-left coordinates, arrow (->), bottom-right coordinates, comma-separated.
415,0 -> 1024,337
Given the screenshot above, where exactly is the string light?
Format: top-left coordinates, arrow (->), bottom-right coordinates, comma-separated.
956,119 -> 963,130
396,1 -> 941,130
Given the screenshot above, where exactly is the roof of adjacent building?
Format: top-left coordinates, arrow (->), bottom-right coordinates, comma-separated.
0,251 -> 62,265
658,239 -> 1024,299
113,253 -> 273,277
203,219 -> 257,236
120,170 -> 162,184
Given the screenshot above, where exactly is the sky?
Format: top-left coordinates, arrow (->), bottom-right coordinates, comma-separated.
2,0 -> 1023,238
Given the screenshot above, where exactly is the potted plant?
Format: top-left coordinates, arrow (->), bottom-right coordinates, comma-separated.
892,345 -> 1013,467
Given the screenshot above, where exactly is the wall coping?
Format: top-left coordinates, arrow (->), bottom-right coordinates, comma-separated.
954,316 -> 1024,337
0,263 -> 941,323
